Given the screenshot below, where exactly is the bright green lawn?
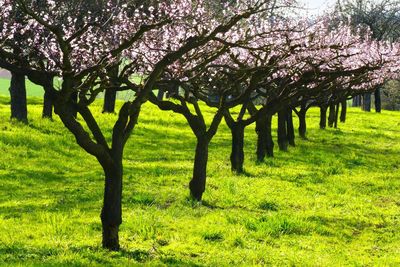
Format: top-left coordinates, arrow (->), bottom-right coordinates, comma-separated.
0,78 -> 45,97
0,96 -> 399,266
0,77 -> 138,101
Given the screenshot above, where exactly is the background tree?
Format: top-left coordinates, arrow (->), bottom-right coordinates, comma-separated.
333,0 -> 400,112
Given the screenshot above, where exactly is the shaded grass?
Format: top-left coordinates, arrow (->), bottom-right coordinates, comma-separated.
0,98 -> 399,266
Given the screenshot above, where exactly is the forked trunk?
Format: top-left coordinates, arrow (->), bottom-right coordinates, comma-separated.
10,72 -> 27,123
230,123 -> 245,173
340,100 -> 347,123
320,106 -> 327,129
286,109 -> 295,147
277,109 -> 288,151
101,158 -> 123,251
189,136 -> 209,201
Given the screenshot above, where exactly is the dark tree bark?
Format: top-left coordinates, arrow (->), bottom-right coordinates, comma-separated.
298,108 -> 307,139
101,158 -> 123,251
157,89 -> 164,101
229,122 -> 245,173
320,106 -> 327,129
334,103 -> 340,128
362,93 -> 371,112
286,108 -> 295,147
254,111 -> 274,161
9,71 -> 27,123
352,95 -> 361,107
265,113 -> 274,158
42,86 -> 53,119
340,99 -> 347,123
255,112 -> 267,161
102,65 -> 119,113
69,92 -> 78,118
277,109 -> 288,151
103,89 -> 117,113
189,136 -> 210,201
374,88 -> 381,113
328,103 -> 336,128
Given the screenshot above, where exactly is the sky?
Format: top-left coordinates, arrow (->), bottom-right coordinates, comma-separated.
296,0 -> 336,15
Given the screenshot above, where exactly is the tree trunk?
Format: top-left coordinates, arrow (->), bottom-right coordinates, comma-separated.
277,109 -> 288,151
230,123 -> 245,173
256,113 -> 267,161
265,113 -> 274,157
374,88 -> 381,113
157,89 -> 164,101
69,92 -> 78,118
362,93 -> 371,112
103,89 -> 117,113
320,106 -> 327,129
255,112 -> 274,160
9,72 -> 27,123
334,103 -> 340,128
42,88 -> 53,119
352,95 -> 361,107
340,100 -> 347,123
189,136 -> 209,201
328,103 -> 336,128
286,108 -> 295,147
101,158 -> 123,251
298,109 -> 307,139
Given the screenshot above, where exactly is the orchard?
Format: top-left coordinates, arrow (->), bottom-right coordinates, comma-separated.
0,0 -> 399,265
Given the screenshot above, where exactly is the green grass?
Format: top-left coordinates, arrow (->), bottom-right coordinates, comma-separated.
0,78 -> 45,97
0,96 -> 399,266
0,77 -> 141,101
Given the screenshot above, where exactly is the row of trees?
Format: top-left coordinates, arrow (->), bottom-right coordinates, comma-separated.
333,0 -> 400,112
0,0 -> 399,250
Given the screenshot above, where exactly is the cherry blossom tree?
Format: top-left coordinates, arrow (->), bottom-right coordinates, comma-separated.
0,0 -> 270,250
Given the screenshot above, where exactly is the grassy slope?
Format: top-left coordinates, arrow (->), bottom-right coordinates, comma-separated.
0,97 -> 399,266
0,78 -> 45,97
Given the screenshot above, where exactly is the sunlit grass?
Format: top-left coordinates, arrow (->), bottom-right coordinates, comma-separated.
0,97 -> 399,265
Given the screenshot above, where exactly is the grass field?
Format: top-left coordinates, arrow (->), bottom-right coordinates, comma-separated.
0,78 -> 45,97
0,96 -> 399,266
